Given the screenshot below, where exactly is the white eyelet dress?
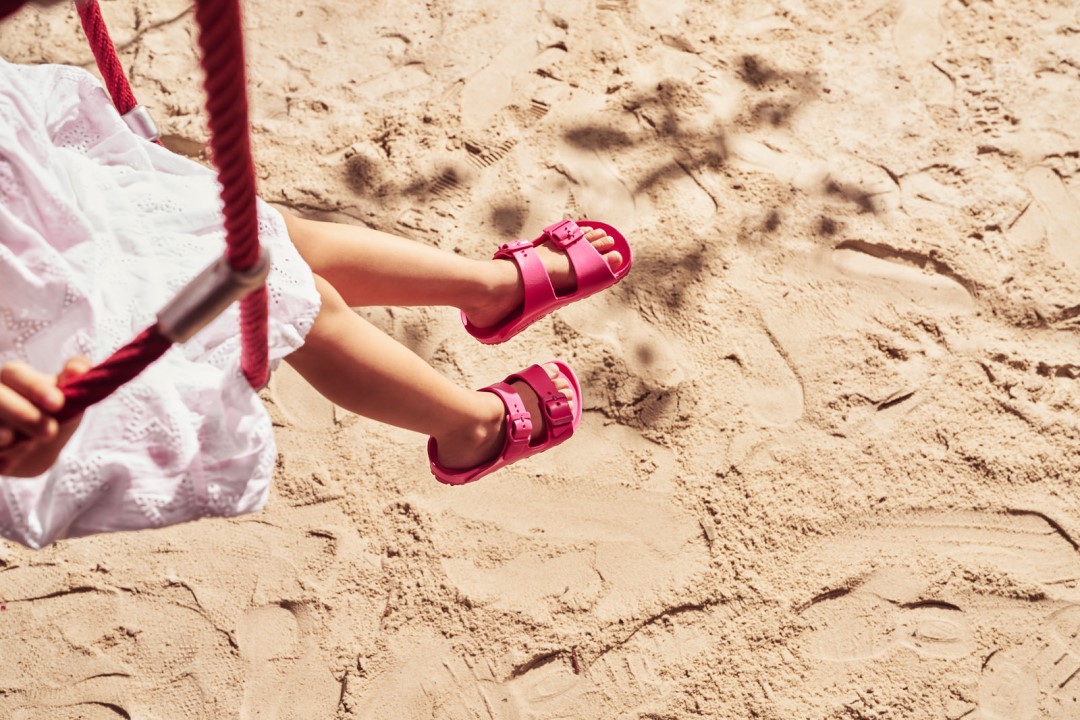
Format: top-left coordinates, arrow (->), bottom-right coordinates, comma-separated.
0,60 -> 322,548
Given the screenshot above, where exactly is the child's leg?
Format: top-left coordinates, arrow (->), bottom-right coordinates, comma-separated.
285,275 -> 577,470
280,212 -> 623,328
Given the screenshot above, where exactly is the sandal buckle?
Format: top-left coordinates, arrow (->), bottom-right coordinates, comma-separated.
544,396 -> 573,426
507,412 -> 532,442
543,220 -> 584,250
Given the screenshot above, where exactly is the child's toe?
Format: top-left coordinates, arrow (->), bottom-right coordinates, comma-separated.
588,234 -> 615,252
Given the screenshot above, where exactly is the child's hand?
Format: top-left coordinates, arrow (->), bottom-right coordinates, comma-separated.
0,357 -> 91,477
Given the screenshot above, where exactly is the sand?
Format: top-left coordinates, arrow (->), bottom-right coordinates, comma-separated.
1,0 -> 1079,718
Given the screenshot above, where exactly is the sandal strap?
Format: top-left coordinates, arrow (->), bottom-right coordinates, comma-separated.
540,220 -> 619,296
481,381 -> 533,462
510,364 -> 575,444
493,238 -> 558,316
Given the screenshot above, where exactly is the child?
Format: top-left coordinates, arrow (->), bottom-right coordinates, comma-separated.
0,58 -> 631,548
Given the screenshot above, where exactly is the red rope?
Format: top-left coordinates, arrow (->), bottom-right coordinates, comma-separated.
47,0 -> 270,425
54,326 -> 173,423
0,1 -> 27,22
193,0 -> 269,387
75,0 -> 137,115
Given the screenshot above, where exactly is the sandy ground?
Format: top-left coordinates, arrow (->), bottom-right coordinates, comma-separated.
2,0 -> 1079,718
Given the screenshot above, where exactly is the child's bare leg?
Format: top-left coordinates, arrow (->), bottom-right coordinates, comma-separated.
280,212 -> 623,327
285,275 -> 576,470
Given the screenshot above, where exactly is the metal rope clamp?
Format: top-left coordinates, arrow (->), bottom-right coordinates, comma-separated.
157,247 -> 271,343
122,104 -> 160,142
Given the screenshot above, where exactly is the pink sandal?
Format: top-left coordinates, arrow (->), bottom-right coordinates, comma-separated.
428,361 -> 583,486
462,219 -> 633,344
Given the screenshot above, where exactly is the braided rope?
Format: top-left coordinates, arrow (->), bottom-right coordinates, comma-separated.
53,0 -> 270,423
75,0 -> 137,115
193,0 -> 269,386
54,326 -> 172,423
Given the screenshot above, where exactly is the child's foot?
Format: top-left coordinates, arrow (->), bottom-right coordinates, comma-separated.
463,225 -> 625,330
433,363 -> 577,471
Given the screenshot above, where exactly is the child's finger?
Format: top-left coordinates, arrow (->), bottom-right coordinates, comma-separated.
0,384 -> 55,439
67,356 -> 92,373
1,361 -> 65,413
0,426 -> 13,449
57,356 -> 93,386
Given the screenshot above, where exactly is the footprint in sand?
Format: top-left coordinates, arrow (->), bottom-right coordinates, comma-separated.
352,608 -> 718,719
237,602 -> 340,720
975,604 -> 1080,720
502,609 -> 717,717
800,580 -> 974,664
789,510 -> 1080,716
893,0 -> 954,109
348,635 -> 497,719
408,414 -> 705,622
829,240 -> 975,313
977,651 -> 1041,720
821,511 -> 1080,599
419,431 -> 704,622
978,345 -> 1079,431
714,263 -> 806,426
726,321 -> 805,427
0,570 -> 241,718
457,7 -> 572,133
800,589 -> 898,663
459,43 -> 563,132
